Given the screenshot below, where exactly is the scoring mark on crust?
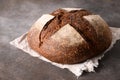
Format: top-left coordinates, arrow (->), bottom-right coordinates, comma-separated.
51,24 -> 85,46
32,14 -> 55,31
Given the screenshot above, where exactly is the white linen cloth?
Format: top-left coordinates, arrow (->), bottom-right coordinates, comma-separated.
10,27 -> 120,77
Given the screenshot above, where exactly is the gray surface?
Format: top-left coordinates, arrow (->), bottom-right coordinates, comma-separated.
0,0 -> 120,80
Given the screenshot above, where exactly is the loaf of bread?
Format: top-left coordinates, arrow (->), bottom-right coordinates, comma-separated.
27,8 -> 112,64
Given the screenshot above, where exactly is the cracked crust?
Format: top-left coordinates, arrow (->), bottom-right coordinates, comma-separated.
27,8 -> 112,64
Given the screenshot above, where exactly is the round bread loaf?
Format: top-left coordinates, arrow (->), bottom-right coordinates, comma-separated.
27,8 -> 112,64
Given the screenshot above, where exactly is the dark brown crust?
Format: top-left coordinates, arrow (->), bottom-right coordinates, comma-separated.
27,9 -> 112,64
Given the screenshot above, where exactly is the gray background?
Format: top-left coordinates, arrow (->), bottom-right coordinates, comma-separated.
0,0 -> 120,80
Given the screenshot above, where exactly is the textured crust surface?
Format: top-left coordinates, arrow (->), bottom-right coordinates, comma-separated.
27,9 -> 112,64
